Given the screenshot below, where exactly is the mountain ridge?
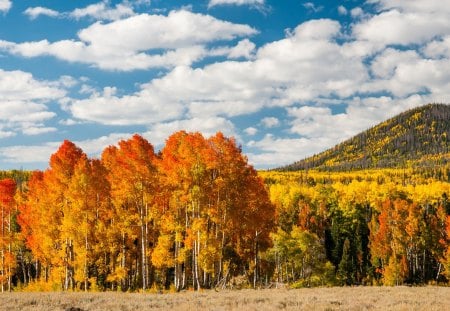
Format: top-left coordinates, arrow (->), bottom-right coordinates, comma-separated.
281,103 -> 450,171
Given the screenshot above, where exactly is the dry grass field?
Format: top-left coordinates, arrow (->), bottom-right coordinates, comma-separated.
0,286 -> 448,311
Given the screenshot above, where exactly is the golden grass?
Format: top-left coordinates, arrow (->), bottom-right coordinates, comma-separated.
0,286 -> 449,311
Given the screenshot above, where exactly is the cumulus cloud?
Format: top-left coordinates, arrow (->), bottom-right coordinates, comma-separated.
64,18 -> 368,127
24,7 -> 59,19
338,5 -> 347,15
1,10 -> 257,71
247,134 -> 336,168
210,39 -> 256,60
0,133 -> 132,164
244,127 -> 258,136
0,143 -> 61,164
350,7 -> 365,18
260,117 -> 279,128
353,5 -> 450,46
0,69 -> 66,136
208,0 -> 265,8
143,117 -> 239,147
368,0 -> 450,14
70,1 -> 134,21
24,1 -> 137,21
69,85 -> 185,125
0,0 -> 11,13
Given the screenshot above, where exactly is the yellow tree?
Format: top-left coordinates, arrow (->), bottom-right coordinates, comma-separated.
0,179 -> 16,292
442,216 -> 450,281
158,131 -> 210,290
208,132 -> 275,288
65,156 -> 111,291
20,141 -> 84,289
102,134 -> 158,290
46,140 -> 85,290
17,171 -> 51,282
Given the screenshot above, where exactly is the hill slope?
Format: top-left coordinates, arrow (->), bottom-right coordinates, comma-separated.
282,103 -> 450,171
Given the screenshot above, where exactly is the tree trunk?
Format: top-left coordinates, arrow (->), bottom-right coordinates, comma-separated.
140,203 -> 148,290
1,204 -> 4,292
84,214 -> 89,292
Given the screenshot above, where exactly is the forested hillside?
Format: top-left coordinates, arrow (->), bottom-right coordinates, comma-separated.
283,103 -> 450,171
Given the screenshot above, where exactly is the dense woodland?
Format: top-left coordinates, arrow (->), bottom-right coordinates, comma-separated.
0,132 -> 274,292
1,104 -> 450,291
263,169 -> 450,287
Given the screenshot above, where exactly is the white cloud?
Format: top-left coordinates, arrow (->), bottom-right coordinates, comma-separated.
260,117 -> 279,128
208,0 -> 265,8
210,39 -> 256,60
370,48 -> 420,79
76,133 -> 133,156
24,1 -> 137,21
353,9 -> 450,46
0,69 -> 66,136
22,126 -> 57,136
59,119 -> 78,126
143,117 -> 238,147
24,7 -> 59,19
364,53 -> 450,97
302,2 -> 323,13
70,1 -> 134,21
247,134 -> 335,168
0,143 -> 61,164
244,127 -> 258,136
288,106 -> 368,141
338,5 -> 347,15
1,10 -> 257,71
0,101 -> 55,124
0,69 -> 65,101
0,0 -> 11,13
350,7 -> 365,18
424,36 -> 450,59
0,133 -> 132,164
76,10 -> 256,50
69,86 -> 184,125
368,0 -> 450,14
64,18 -> 368,127
0,131 -> 15,139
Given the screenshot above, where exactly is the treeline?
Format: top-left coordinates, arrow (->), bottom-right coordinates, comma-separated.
284,103 -> 450,171
0,132 -> 274,292
2,135 -> 450,291
262,170 -> 450,286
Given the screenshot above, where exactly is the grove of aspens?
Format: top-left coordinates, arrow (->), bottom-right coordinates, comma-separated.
0,131 -> 450,292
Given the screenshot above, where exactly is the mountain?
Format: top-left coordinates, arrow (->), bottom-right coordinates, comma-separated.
281,103 -> 450,171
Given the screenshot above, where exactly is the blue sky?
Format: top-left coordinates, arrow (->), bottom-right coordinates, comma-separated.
0,0 -> 449,170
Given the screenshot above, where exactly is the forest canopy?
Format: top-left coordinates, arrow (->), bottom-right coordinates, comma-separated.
1,131 -> 274,292
1,131 -> 450,292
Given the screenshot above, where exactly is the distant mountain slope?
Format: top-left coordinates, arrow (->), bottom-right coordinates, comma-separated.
282,103 -> 450,171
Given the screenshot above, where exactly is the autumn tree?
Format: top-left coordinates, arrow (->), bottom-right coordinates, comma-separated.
18,141 -> 84,290
157,131 -> 275,290
0,179 -> 16,292
65,156 -> 111,291
102,134 -> 158,290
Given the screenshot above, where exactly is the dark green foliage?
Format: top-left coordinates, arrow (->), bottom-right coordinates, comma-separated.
338,239 -> 354,285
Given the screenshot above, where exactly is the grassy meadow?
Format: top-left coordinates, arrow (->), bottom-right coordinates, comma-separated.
0,286 -> 449,311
